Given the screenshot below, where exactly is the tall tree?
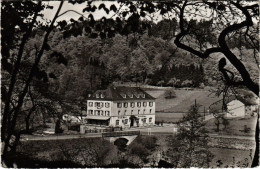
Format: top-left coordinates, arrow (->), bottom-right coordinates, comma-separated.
1,0 -> 65,160
167,104 -> 213,167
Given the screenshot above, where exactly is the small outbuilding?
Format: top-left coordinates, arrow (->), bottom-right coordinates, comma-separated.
227,97 -> 258,118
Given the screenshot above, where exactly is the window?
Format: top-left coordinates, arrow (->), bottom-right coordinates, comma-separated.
105,102 -> 110,108
96,94 -> 99,98
149,102 -> 153,107
136,119 -> 139,123
89,110 -> 93,115
94,110 -> 97,115
107,111 -> 110,116
143,102 -> 147,107
150,109 -> 152,113
100,102 -> 103,107
89,102 -> 93,107
131,110 -> 133,115
118,110 -> 120,116
124,102 -> 128,108
149,117 -> 152,122
138,110 -> 140,114
124,110 -> 127,115
101,111 -> 104,116
116,120 -> 120,126
97,111 -> 100,116
125,119 -> 128,124
131,102 -> 135,108
117,103 -> 122,108
137,102 -> 141,107
143,118 -> 147,123
101,93 -> 104,98
95,102 -> 100,107
143,109 -> 146,114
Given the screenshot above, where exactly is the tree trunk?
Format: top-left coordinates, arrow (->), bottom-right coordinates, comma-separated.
215,122 -> 220,132
25,106 -> 35,133
2,1 -> 64,158
1,1 -> 42,143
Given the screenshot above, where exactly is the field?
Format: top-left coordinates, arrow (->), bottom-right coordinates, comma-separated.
155,113 -> 184,123
143,88 -> 221,113
209,148 -> 252,167
204,115 -> 257,136
151,135 -> 254,167
143,87 -> 220,123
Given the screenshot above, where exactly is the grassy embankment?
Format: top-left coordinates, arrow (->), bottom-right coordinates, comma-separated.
143,88 -> 221,123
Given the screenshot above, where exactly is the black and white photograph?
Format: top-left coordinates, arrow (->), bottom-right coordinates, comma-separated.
1,0 -> 259,168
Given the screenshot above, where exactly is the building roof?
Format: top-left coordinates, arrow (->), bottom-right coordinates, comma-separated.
87,86 -> 155,101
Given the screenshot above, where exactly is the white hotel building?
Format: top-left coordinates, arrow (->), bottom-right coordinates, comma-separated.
84,86 -> 156,127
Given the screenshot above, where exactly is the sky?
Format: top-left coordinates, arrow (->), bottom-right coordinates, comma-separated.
41,1 -> 257,24
42,1 -> 122,22
41,1 -> 163,23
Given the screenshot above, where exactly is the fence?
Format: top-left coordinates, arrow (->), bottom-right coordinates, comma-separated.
102,130 -> 140,137
84,126 -> 122,134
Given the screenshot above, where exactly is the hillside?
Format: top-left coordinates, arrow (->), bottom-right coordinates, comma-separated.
144,88 -> 221,113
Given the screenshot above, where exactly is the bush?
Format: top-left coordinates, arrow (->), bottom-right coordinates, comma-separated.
127,142 -> 150,161
126,135 -> 158,164
164,89 -> 176,99
135,136 -> 158,151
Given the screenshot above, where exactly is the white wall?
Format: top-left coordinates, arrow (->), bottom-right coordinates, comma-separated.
86,99 -> 156,127
111,100 -> 155,116
227,100 -> 245,118
86,100 -> 112,116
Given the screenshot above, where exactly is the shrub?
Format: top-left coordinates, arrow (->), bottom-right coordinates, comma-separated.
164,89 -> 176,99
127,142 -> 150,161
136,136 -> 158,151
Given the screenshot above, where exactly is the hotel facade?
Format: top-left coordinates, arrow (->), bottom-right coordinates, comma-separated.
84,86 -> 156,127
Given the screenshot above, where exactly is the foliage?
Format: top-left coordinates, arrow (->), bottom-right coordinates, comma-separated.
126,135 -> 157,164
164,89 -> 176,99
212,109 -> 229,132
166,105 -> 214,167
17,138 -> 118,167
127,141 -> 150,162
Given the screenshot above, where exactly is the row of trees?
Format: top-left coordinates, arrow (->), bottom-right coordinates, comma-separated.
152,64 -> 205,87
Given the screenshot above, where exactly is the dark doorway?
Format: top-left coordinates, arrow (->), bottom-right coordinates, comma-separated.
129,115 -> 137,127
130,119 -> 134,127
